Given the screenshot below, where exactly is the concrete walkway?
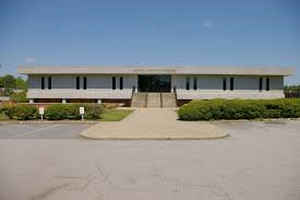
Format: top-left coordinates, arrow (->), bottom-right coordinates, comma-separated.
80,108 -> 228,139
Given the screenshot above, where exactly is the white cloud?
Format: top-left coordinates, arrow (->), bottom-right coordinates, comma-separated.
202,20 -> 213,29
25,57 -> 37,63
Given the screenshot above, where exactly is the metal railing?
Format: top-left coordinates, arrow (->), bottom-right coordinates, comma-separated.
130,86 -> 136,106
173,86 -> 178,107
160,93 -> 163,108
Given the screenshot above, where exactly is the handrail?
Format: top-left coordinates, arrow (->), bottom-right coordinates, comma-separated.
130,86 -> 136,106
173,86 -> 178,107
145,93 -> 148,108
131,86 -> 136,98
160,93 -> 163,108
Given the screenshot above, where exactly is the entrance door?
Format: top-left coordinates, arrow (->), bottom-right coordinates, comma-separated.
138,75 -> 171,92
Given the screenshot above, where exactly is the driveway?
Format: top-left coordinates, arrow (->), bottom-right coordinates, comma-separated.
0,120 -> 300,200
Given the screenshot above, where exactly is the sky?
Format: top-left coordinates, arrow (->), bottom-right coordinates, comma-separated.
0,0 -> 299,84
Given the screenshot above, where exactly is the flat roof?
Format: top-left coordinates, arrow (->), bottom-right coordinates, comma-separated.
18,66 -> 294,76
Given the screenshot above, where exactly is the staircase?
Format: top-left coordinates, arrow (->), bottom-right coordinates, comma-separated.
147,93 -> 161,108
131,93 -> 147,108
132,92 -> 177,108
161,93 -> 177,108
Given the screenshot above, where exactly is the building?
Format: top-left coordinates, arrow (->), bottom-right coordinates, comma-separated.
18,66 -> 293,107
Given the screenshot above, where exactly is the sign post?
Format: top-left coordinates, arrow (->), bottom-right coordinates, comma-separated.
39,107 -> 44,120
79,107 -> 85,120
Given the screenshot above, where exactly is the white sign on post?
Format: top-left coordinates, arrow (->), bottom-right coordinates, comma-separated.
39,107 -> 44,120
79,107 -> 85,120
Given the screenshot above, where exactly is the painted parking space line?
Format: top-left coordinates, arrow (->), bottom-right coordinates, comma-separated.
15,124 -> 64,138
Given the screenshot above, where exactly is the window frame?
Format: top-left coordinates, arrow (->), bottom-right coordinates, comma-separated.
41,77 -> 45,90
266,77 -> 270,91
223,78 -> 227,91
193,77 -> 197,90
186,77 -> 190,90
83,77 -> 87,90
76,76 -> 80,90
112,76 -> 116,90
48,76 -> 52,90
259,77 -> 263,91
119,77 -> 123,90
230,77 -> 234,91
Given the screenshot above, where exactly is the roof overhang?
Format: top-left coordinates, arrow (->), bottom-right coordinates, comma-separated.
18,66 -> 294,76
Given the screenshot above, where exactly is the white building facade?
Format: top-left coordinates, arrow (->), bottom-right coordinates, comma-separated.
18,66 -> 292,105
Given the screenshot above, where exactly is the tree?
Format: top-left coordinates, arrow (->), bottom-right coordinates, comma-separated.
15,77 -> 27,90
0,77 -> 3,88
2,75 -> 16,96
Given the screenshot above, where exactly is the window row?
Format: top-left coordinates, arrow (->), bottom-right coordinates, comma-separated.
40,76 -> 124,90
185,77 -> 270,91
112,77 -> 123,90
41,77 -> 52,90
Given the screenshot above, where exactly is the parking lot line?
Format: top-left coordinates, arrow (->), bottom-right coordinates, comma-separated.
16,124 -> 63,137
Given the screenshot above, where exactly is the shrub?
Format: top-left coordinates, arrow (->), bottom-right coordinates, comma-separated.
178,99 -> 300,121
84,104 -> 104,120
45,104 -> 104,120
45,104 -> 71,120
10,91 -> 28,103
2,104 -> 38,120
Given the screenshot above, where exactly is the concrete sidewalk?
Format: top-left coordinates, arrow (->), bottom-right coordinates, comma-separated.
80,108 -> 228,140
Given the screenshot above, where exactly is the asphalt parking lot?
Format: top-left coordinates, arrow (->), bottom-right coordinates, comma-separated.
0,120 -> 300,200
0,123 -> 93,139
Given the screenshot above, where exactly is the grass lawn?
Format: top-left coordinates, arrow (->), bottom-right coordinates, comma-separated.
100,109 -> 134,121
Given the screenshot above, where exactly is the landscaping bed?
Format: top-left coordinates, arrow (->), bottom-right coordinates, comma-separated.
0,103 -> 133,121
178,99 -> 300,121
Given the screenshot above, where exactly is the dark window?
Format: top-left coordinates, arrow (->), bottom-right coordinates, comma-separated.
112,77 -> 116,90
48,77 -> 52,90
41,77 -> 45,90
259,77 -> 263,91
186,77 -> 190,90
76,77 -> 80,90
120,77 -> 123,90
266,77 -> 270,91
223,78 -> 227,91
193,77 -> 197,90
230,77 -> 234,91
83,77 -> 87,90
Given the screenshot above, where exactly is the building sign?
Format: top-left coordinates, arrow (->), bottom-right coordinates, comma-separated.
39,107 -> 44,115
133,69 -> 176,74
79,107 -> 85,115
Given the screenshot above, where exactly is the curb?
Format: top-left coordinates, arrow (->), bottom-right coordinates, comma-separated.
79,132 -> 230,140
0,120 -> 99,125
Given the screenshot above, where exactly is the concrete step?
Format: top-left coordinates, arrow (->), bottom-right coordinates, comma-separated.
131,93 -> 147,107
161,93 -> 177,108
147,93 -> 161,108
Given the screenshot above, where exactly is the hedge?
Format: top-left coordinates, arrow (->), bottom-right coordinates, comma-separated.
178,99 -> 300,121
10,91 -> 28,103
44,104 -> 104,120
2,104 -> 38,120
1,103 -> 104,120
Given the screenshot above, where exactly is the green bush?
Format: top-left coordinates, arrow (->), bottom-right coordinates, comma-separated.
45,104 -> 104,120
84,104 -> 104,120
44,104 -> 73,120
178,99 -> 300,121
10,91 -> 28,103
2,104 -> 38,120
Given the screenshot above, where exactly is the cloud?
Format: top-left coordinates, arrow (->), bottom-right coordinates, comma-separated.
25,57 -> 37,63
202,20 -> 213,29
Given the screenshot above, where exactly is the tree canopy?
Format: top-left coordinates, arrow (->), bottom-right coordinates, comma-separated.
0,75 -> 28,96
